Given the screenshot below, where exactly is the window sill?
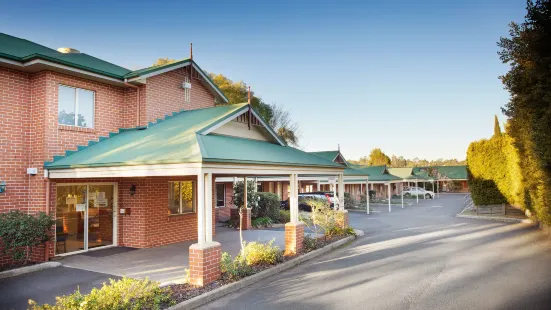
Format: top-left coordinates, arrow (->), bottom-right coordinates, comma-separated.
58,125 -> 95,133
168,212 -> 195,217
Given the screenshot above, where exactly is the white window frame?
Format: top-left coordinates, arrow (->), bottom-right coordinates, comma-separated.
168,181 -> 196,215
58,84 -> 95,128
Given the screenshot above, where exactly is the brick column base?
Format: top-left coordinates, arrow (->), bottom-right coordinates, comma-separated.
230,208 -> 252,230
284,222 -> 304,256
189,241 -> 221,286
336,210 -> 349,229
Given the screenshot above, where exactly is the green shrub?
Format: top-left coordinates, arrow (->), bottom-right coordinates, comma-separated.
278,210 -> 290,223
344,192 -> 357,209
29,277 -> 174,310
240,239 -> 283,266
302,235 -> 319,252
300,199 -> 337,237
251,217 -> 273,228
253,192 -> 280,221
467,135 -> 521,206
220,252 -> 254,281
0,210 -> 55,265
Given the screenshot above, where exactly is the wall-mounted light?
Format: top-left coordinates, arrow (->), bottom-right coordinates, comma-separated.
130,185 -> 136,196
0,181 -> 5,193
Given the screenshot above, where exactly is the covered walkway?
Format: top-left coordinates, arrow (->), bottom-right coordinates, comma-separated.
59,226 -> 287,285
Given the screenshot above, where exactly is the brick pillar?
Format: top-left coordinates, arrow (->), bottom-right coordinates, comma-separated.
284,222 -> 304,256
189,241 -> 222,286
230,208 -> 251,230
336,210 -> 349,229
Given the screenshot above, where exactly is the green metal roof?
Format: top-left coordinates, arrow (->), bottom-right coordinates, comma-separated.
388,167 -> 430,180
346,165 -> 401,181
0,33 -> 132,79
309,151 -> 338,161
44,104 -> 342,170
199,135 -> 341,168
435,166 -> 467,180
0,33 -> 229,102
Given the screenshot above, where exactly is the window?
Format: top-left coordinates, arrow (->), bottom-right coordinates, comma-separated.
216,184 -> 225,207
184,74 -> 191,103
257,183 -> 263,192
58,85 -> 95,128
168,181 -> 195,214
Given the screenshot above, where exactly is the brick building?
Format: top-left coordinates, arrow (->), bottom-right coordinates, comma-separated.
0,33 -> 346,285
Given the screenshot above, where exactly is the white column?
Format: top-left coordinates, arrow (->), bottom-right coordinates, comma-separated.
366,179 -> 370,215
437,181 -> 439,198
197,170 -> 205,245
316,180 -> 321,191
332,182 -> 337,208
338,174 -> 344,211
422,181 -> 425,199
244,176 -> 248,209
289,174 -> 299,223
401,181 -> 404,208
416,179 -> 419,203
388,183 -> 391,212
205,172 -> 213,243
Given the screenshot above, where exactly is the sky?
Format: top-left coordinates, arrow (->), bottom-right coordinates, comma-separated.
0,0 -> 527,161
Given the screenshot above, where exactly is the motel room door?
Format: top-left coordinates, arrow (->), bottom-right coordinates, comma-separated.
55,183 -> 117,255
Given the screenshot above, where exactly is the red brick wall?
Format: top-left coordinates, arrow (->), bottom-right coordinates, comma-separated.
144,68 -> 215,124
0,67 -> 31,212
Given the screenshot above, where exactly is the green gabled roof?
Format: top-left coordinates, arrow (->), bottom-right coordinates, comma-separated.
123,59 -> 190,79
347,165 -> 401,181
436,166 -> 467,180
309,150 -> 349,166
412,167 -> 435,180
198,135 -> 341,168
0,33 -> 229,102
0,33 -> 132,79
44,104 -> 342,170
309,151 -> 339,162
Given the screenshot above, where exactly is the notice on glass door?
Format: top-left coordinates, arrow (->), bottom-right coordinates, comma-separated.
66,196 -> 77,205
89,192 -> 97,200
76,204 -> 86,211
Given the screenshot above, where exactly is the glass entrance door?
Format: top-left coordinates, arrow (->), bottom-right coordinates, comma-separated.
55,184 -> 116,255
88,185 -> 114,249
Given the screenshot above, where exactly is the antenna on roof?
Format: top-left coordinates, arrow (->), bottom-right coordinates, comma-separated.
190,43 -> 193,61
338,143 -> 340,151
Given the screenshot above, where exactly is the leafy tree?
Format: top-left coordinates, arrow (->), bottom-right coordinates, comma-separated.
494,115 -> 502,137
367,148 -> 391,166
498,0 -> 551,223
152,57 -> 176,66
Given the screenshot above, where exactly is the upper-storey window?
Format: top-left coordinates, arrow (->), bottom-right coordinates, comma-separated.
58,85 -> 95,128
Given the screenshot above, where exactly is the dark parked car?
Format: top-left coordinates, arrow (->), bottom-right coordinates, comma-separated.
281,191 -> 335,211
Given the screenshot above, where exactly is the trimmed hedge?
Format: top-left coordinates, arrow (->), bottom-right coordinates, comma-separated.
467,133 -> 525,208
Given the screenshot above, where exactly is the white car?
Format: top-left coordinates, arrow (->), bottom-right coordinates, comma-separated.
403,187 -> 435,199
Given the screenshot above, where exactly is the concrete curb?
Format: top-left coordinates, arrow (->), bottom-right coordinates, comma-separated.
456,214 -> 533,224
0,262 -> 61,279
167,234 -> 357,310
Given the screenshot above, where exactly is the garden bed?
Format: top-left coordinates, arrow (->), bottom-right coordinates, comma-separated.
165,233 -> 350,307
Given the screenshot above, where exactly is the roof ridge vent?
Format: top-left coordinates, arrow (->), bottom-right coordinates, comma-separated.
57,47 -> 80,54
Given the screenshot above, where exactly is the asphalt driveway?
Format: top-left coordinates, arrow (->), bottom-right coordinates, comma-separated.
0,266 -> 120,310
